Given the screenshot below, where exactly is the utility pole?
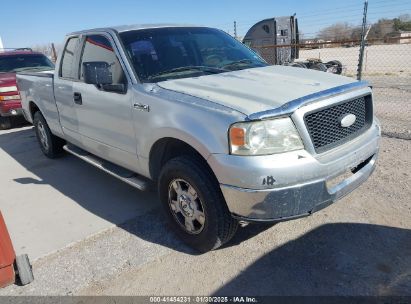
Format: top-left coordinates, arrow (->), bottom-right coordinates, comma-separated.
51,43 -> 57,62
234,21 -> 237,39
357,0 -> 368,80
0,36 -> 4,52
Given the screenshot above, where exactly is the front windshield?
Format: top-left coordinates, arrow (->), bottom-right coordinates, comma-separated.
119,27 -> 267,83
0,54 -> 55,73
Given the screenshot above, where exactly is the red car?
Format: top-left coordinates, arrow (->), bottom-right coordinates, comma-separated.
0,49 -> 54,129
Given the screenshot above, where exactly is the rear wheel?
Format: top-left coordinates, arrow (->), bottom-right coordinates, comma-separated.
0,117 -> 12,130
311,62 -> 328,72
33,111 -> 65,158
158,156 -> 238,253
326,60 -> 343,74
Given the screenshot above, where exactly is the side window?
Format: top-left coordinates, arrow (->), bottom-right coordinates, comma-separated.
60,37 -> 79,78
79,35 -> 125,84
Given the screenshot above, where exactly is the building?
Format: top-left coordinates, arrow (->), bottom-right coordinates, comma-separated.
399,31 -> 411,43
385,31 -> 411,43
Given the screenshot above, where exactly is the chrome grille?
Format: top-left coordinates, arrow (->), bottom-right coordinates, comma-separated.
304,95 -> 372,153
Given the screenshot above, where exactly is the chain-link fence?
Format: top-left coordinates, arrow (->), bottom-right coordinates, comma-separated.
32,33 -> 411,139
360,39 -> 411,139
251,38 -> 411,139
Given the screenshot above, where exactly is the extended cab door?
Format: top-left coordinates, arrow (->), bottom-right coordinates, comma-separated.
72,34 -> 139,171
54,36 -> 82,144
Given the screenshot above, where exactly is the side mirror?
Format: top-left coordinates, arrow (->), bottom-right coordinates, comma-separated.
83,61 -> 113,85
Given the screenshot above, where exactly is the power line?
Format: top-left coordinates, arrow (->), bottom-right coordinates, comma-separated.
215,0 -> 411,37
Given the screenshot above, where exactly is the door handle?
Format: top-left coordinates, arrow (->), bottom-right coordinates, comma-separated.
73,92 -> 82,105
133,103 -> 149,112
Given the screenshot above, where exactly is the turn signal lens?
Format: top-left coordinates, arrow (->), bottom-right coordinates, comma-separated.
229,127 -> 246,146
0,95 -> 20,101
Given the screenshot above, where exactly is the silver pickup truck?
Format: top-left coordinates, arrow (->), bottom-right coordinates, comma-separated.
16,24 -> 380,252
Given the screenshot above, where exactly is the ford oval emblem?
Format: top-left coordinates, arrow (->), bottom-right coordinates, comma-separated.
340,113 -> 357,128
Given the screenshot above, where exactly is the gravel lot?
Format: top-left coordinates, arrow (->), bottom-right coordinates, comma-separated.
300,44 -> 411,75
371,75 -> 411,139
0,131 -> 409,296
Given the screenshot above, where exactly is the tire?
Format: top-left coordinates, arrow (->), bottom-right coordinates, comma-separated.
326,60 -> 343,74
33,111 -> 65,158
15,254 -> 34,286
0,116 -> 12,130
158,156 -> 238,253
311,63 -> 328,72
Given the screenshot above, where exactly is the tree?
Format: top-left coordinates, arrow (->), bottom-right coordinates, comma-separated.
393,14 -> 411,31
367,19 -> 395,39
317,22 -> 354,41
398,14 -> 410,22
316,15 -> 411,43
350,26 -> 363,40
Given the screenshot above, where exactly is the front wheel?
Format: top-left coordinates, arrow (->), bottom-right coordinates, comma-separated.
158,156 -> 238,252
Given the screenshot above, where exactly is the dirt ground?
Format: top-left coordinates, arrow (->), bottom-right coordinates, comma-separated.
78,138 -> 411,296
1,136 -> 409,296
371,75 -> 411,139
300,44 -> 411,75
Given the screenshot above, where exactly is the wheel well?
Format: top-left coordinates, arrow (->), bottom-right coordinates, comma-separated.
29,102 -> 40,120
149,138 -> 213,182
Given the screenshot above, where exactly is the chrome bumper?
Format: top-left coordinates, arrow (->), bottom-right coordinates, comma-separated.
210,120 -> 381,222
220,153 -> 377,222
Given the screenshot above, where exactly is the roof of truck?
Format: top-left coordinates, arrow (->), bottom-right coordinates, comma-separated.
69,23 -> 203,35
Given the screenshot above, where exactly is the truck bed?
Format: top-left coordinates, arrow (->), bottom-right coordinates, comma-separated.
16,70 -> 62,133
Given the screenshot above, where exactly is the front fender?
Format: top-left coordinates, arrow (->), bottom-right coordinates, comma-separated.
133,85 -> 246,177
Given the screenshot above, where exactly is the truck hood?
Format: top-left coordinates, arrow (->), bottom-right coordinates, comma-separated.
157,65 -> 356,116
0,72 -> 17,87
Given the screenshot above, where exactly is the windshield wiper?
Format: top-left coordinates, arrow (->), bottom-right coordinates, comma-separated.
221,59 -> 255,69
148,66 -> 227,80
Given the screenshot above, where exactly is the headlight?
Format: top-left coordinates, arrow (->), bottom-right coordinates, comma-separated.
229,117 -> 304,155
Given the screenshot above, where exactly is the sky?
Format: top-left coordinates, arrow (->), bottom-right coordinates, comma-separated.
1,0 -> 410,48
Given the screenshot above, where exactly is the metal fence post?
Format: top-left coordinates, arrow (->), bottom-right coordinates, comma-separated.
357,0 -> 369,80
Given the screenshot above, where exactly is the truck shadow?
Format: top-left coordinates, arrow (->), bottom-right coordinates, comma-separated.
0,127 -> 266,256
7,116 -> 31,130
214,223 -> 411,296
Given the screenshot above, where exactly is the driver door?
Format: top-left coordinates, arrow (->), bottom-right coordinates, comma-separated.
72,34 -> 139,171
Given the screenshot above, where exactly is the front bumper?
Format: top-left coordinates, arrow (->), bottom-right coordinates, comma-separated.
221,153 -> 377,222
209,121 -> 380,222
